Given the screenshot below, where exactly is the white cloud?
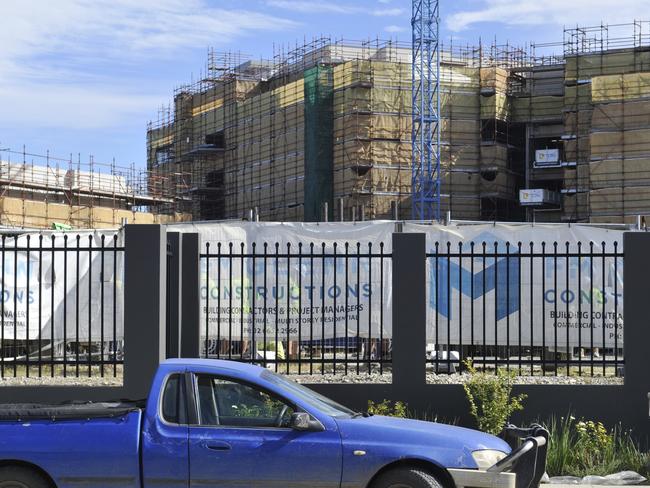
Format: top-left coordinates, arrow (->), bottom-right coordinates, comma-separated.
447,0 -> 650,32
0,83 -> 161,130
0,0 -> 297,131
265,0 -> 357,14
385,25 -> 407,33
378,0 -> 393,3
373,8 -> 405,16
266,1 -> 404,16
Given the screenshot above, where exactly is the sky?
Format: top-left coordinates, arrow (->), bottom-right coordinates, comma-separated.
1,0 -> 650,170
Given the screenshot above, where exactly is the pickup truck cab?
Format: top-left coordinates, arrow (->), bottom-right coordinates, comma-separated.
0,359 -> 547,488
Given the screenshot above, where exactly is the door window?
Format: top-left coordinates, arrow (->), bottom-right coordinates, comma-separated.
195,375 -> 294,428
161,374 -> 187,424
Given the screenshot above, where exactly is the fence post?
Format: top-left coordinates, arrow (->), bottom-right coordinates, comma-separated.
392,232 -> 427,396
166,232 -> 181,358
623,232 -> 650,438
124,225 -> 167,400
181,233 -> 201,358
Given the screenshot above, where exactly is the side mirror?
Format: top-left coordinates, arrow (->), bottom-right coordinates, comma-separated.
290,412 -> 311,431
290,412 -> 324,432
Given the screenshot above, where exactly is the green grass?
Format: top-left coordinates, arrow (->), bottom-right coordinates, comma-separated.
543,415 -> 649,478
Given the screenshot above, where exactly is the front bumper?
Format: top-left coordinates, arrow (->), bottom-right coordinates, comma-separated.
448,468 -> 517,488
449,425 -> 549,488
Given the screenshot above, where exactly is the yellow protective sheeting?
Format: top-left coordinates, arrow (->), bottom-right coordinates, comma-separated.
441,171 -> 481,194
371,61 -> 411,84
479,171 -> 517,198
480,144 -> 509,168
511,96 -> 564,121
273,79 -> 305,109
440,66 -> 480,89
192,111 -> 226,139
370,87 -> 411,113
564,110 -> 593,135
590,100 -> 650,130
0,197 -> 191,229
563,138 -> 591,162
480,93 -> 510,120
564,84 -> 592,111
590,129 -> 650,160
590,186 -> 650,215
563,192 -> 589,216
192,98 -> 224,117
592,72 -> 650,102
480,67 -> 509,93
441,92 -> 480,118
440,144 -> 480,166
565,51 -> 650,81
562,164 -> 590,191
334,140 -> 411,167
333,113 -> 411,140
439,195 -> 481,220
590,158 -> 650,189
333,60 -> 372,89
148,133 -> 173,150
334,87 -> 372,115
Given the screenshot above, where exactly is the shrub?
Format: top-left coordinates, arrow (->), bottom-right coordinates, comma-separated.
544,414 -> 649,477
462,360 -> 526,435
367,400 -> 408,418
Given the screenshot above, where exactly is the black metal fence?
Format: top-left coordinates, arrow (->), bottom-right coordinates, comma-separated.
426,240 -> 623,376
0,228 -> 625,381
200,241 -> 392,375
0,232 -> 124,378
198,237 -> 624,378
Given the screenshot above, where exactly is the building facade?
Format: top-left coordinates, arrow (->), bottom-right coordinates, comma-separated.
147,23 -> 650,224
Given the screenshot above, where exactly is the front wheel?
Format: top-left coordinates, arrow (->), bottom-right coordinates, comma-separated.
372,467 -> 445,488
0,466 -> 51,488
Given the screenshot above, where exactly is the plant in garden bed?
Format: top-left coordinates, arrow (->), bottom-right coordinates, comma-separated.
367,400 -> 408,418
366,400 -> 459,424
544,414 -> 649,478
462,360 -> 527,435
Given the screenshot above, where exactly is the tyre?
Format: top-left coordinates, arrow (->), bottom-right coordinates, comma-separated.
372,467 -> 445,488
0,466 -> 51,488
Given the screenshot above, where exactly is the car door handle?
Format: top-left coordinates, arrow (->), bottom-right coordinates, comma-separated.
204,441 -> 231,451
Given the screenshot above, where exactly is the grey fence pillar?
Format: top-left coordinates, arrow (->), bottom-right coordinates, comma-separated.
392,233 -> 427,396
166,232 -> 181,358
124,225 -> 167,400
181,233 -> 201,358
623,232 -> 650,438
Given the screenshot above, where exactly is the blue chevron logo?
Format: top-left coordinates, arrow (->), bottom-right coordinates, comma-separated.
430,232 -> 520,320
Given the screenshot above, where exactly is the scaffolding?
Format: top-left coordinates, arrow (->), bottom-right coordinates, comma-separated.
146,21 -> 650,224
0,147 -> 191,229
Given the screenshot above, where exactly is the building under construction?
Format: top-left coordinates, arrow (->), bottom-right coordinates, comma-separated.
147,22 -> 650,224
0,148 -> 191,229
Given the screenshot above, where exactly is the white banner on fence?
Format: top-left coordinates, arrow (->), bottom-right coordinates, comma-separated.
0,231 -> 124,342
404,223 -> 624,349
169,221 -> 395,342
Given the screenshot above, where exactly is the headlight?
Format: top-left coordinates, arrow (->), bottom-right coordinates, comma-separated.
471,449 -> 507,470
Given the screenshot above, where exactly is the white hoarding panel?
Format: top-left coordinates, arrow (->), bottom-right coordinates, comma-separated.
170,221 -> 395,341
404,223 -> 623,349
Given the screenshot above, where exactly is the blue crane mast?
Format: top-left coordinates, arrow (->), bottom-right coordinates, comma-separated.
411,0 -> 441,221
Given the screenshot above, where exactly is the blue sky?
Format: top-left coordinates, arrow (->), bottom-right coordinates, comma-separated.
1,0 -> 649,169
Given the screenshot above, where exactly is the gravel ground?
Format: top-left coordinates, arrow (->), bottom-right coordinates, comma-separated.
0,376 -> 123,387
0,369 -> 622,387
290,372 -> 623,385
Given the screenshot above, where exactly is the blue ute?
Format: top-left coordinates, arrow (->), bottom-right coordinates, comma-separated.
0,359 -> 547,488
